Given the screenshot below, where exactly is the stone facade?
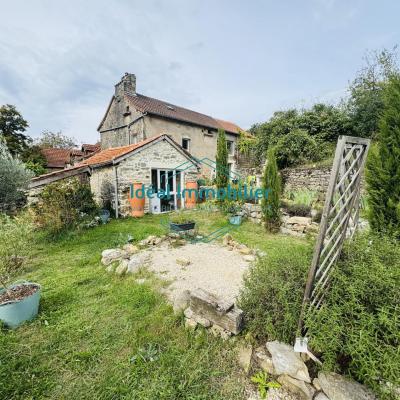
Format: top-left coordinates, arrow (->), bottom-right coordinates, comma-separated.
90,138 -> 198,216
281,165 -> 332,193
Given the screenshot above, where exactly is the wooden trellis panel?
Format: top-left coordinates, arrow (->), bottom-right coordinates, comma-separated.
298,136 -> 370,333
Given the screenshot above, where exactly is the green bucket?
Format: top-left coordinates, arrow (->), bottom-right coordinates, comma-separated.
0,282 -> 41,329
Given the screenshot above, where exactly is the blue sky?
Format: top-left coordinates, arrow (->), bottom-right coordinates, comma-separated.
0,0 -> 398,144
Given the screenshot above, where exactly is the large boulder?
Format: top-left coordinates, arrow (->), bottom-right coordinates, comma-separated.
101,249 -> 127,265
318,372 -> 376,400
115,260 -> 128,276
277,375 -> 315,400
266,341 -> 311,383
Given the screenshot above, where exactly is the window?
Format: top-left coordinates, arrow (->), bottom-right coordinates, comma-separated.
182,138 -> 190,152
227,140 -> 234,155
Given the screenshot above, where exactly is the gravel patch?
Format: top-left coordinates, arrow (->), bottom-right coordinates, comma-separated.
143,241 -> 250,304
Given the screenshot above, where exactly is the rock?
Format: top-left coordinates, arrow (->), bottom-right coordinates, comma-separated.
153,237 -> 162,245
227,246 -> 234,251
223,233 -> 233,246
105,265 -> 115,273
243,255 -> 256,262
127,256 -> 142,273
209,324 -> 232,340
172,290 -> 191,314
286,216 -> 311,225
168,232 -> 180,238
101,248 -> 126,265
277,375 -> 315,400
184,307 -> 194,319
254,346 -> 275,374
122,243 -> 139,255
115,260 -> 128,276
314,393 -> 330,400
176,257 -> 191,267
266,341 -> 311,383
193,314 -> 212,328
313,378 -> 322,391
239,247 -> 252,255
318,372 -> 376,400
237,344 -> 253,373
184,318 -> 197,330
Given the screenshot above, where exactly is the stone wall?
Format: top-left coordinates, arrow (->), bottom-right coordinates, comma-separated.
240,203 -> 262,225
281,165 -> 332,193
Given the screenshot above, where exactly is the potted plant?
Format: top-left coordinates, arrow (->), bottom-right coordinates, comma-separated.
0,215 -> 40,329
169,212 -> 196,231
226,203 -> 242,226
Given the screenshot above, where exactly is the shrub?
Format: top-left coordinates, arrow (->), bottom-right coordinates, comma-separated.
261,148 -> 281,231
275,129 -> 319,169
0,213 -> 33,290
286,189 -> 318,207
239,244 -> 311,343
285,203 -> 311,217
0,136 -> 33,213
215,129 -> 228,191
366,75 -> 400,238
305,233 -> 400,399
32,178 -> 98,235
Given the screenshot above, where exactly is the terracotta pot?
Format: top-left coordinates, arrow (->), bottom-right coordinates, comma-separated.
129,182 -> 145,217
185,181 -> 198,209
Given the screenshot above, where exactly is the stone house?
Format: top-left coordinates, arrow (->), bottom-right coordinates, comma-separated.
29,134 -> 199,216
98,73 -> 244,177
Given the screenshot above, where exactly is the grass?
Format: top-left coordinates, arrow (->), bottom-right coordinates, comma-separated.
0,210 -> 310,399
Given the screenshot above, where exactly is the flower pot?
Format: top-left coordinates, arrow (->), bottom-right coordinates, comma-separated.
185,181 -> 198,209
170,222 -> 196,231
100,209 -> 110,224
0,282 -> 41,329
129,182 -> 145,217
229,215 -> 242,225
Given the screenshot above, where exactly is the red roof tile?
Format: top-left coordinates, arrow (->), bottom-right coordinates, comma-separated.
40,148 -> 72,168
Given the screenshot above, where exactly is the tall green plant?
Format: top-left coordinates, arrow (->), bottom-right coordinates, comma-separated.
215,129 -> 228,190
261,148 -> 281,231
366,75 -> 400,237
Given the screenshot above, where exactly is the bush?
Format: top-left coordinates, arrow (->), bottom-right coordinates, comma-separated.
0,214 -> 33,290
239,245 -> 311,343
285,203 -> 311,217
286,189 -> 318,207
305,233 -> 400,399
32,178 -> 98,235
275,129 -> 319,169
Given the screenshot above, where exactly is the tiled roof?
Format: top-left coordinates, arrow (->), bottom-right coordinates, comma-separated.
82,143 -> 101,153
125,93 -> 243,135
40,148 -> 72,168
79,135 -> 163,167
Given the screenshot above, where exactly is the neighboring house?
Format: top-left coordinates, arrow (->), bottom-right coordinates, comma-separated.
98,73 -> 244,177
29,135 -> 199,216
81,143 -> 101,157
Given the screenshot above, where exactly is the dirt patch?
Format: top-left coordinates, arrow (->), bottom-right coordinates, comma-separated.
0,284 -> 39,304
143,241 -> 251,305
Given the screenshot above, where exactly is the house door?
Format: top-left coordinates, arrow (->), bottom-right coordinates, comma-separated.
149,169 -> 183,213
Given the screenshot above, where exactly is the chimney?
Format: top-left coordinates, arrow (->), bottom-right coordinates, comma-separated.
115,73 -> 136,98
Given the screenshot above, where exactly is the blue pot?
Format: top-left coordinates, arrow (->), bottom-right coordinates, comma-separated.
100,209 -> 110,224
229,215 -> 242,225
0,282 -> 41,329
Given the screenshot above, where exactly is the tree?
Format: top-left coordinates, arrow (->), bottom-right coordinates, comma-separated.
215,128 -> 228,190
366,75 -> 400,237
0,104 -> 30,156
22,144 -> 47,176
35,130 -> 76,149
261,148 -> 281,231
347,47 -> 399,139
0,136 -> 33,212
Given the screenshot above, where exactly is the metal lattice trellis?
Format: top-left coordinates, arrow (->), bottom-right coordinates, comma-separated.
297,135 -> 371,338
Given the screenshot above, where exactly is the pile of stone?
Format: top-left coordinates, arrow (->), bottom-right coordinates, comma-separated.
222,234 -> 258,262
240,203 -> 263,225
239,341 -> 376,400
281,216 -> 319,237
183,288 -> 244,339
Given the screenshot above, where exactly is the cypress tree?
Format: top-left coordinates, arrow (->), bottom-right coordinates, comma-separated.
366,75 -> 400,237
262,147 -> 281,231
215,129 -> 228,190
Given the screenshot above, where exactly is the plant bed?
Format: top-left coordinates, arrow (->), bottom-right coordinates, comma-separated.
0,282 -> 41,329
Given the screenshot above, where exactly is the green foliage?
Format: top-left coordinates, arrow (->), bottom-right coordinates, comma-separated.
366,75 -> 400,237
347,48 -> 399,139
261,148 -> 281,231
215,129 -> 228,190
285,203 -> 311,217
0,136 -> 33,213
286,189 -> 318,207
32,178 -> 98,235
306,233 -> 400,400
35,129 -> 76,149
0,213 -> 34,289
22,144 -> 47,176
239,243 -> 311,343
237,130 -> 257,155
274,129 -> 319,168
251,371 -> 281,399
0,104 -> 30,156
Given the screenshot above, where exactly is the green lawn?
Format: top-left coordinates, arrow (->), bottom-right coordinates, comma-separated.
0,211 -> 310,399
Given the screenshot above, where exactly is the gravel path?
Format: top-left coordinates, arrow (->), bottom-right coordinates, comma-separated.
144,241 -> 251,304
